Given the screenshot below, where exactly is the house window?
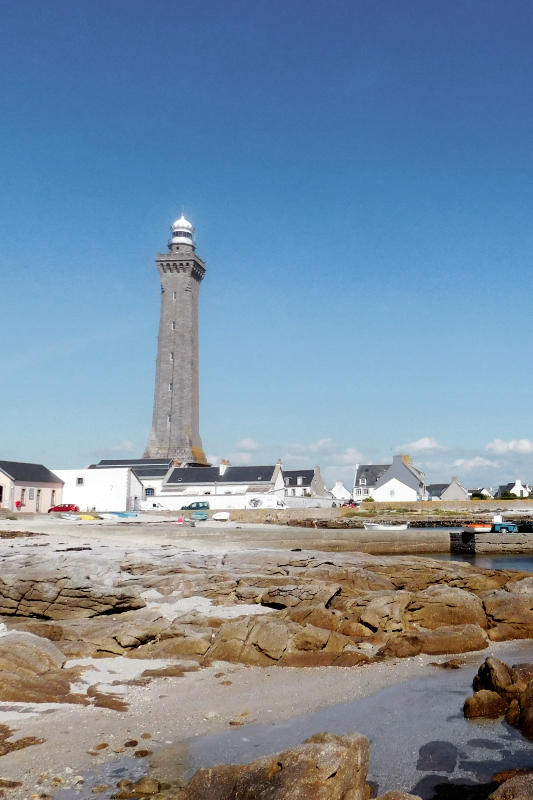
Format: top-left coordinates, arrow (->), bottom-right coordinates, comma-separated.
29,488 -> 35,500
363,488 -> 369,495
145,488 -> 154,497
297,476 -> 303,486
76,477 -> 84,486
359,477 -> 366,486
21,488 -> 26,505
51,490 -> 55,506
390,489 -> 395,497
284,477 -> 290,486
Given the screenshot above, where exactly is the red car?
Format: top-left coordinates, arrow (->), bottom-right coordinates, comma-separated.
48,503 -> 80,513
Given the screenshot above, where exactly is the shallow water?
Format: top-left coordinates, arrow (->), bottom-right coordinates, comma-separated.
186,641 -> 533,799
428,552 -> 533,572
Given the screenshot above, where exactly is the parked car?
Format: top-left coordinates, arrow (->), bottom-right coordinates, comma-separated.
180,501 -> 210,510
48,503 -> 80,513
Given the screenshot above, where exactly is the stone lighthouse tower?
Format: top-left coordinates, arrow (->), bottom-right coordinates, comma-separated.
144,214 -> 208,464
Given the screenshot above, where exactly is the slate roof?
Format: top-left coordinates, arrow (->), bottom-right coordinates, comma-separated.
427,483 -> 448,498
165,465 -> 277,486
496,482 -> 530,497
132,466 -> 171,478
354,464 -> 389,487
218,466 -> 276,483
0,460 -> 64,485
93,459 -> 173,467
284,470 -> 314,487
90,458 -> 174,479
166,467 -> 220,484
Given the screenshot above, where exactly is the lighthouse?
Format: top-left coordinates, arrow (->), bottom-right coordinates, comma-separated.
144,214 -> 207,464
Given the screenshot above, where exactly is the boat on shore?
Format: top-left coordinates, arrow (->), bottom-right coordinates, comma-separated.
363,522 -> 409,531
463,523 -> 492,532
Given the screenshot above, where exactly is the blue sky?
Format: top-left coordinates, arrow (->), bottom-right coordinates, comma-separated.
2,0 -> 533,489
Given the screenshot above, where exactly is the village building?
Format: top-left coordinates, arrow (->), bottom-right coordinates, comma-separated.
90,458 -> 173,502
353,456 -> 427,502
152,462 -> 286,510
468,487 -> 495,499
353,464 -> 389,501
427,477 -> 469,501
282,467 -> 331,508
53,466 -> 144,512
0,460 -> 63,512
495,480 -> 531,498
330,480 -> 353,503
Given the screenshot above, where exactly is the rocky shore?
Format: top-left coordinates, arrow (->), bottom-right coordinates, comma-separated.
1,520 -> 533,798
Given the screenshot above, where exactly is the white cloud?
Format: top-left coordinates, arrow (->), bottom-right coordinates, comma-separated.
286,438 -> 337,455
109,439 -> 136,452
236,438 -> 261,451
452,456 -> 499,471
283,440 -> 363,488
227,451 -> 254,465
486,438 -> 533,454
398,437 -> 445,453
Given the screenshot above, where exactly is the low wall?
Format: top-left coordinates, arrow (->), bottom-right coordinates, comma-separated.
450,530 -> 533,554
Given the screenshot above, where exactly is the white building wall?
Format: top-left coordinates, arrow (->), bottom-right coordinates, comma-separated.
54,468 -> 143,512
372,477 -> 419,502
141,488 -> 286,511
330,481 -> 352,501
509,480 -> 530,498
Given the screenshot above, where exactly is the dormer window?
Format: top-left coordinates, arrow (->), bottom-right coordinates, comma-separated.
360,477 -> 366,486
297,476 -> 303,486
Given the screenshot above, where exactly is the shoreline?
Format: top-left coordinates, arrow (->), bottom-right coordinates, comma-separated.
1,520 -> 532,798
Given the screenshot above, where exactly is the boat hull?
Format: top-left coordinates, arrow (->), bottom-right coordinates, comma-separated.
363,523 -> 409,531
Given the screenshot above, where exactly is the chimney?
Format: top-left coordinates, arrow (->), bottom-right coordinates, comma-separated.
219,459 -> 230,476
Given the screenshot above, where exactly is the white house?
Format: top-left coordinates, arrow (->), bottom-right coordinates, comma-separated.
330,480 -> 352,502
53,467 -> 144,512
354,456 -> 427,502
144,462 -> 287,510
427,477 -> 469,501
89,458 -> 173,503
0,460 -> 63,512
83,458 -> 332,511
468,487 -> 495,499
496,480 -> 531,498
282,467 -> 331,508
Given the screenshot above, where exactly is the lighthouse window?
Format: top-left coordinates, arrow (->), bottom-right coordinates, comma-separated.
171,321 -> 176,330
170,352 -> 174,361
173,291 -> 176,300
167,415 -> 171,424
168,383 -> 172,391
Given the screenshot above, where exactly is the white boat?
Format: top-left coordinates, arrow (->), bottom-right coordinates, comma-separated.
212,511 -> 230,522
363,522 -> 409,531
